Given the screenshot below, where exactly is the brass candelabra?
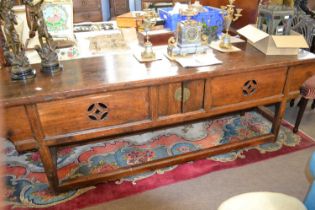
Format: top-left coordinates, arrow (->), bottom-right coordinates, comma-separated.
179,1 -> 198,19
219,0 -> 242,49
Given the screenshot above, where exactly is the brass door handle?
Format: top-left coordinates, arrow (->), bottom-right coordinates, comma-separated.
174,87 -> 191,102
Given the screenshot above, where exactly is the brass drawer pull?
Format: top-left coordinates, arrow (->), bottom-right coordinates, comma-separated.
175,87 -> 191,102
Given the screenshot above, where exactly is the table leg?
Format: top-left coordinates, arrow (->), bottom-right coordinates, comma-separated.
39,144 -> 59,192
271,100 -> 287,138
25,104 -> 59,192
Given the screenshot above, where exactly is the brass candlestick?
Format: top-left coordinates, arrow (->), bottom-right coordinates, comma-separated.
140,10 -> 157,60
0,0 -> 36,80
219,0 -> 242,49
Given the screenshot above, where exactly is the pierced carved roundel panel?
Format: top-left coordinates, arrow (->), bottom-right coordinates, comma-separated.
242,80 -> 257,96
87,103 -> 109,121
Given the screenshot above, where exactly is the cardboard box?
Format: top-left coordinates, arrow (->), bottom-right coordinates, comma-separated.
237,25 -> 308,55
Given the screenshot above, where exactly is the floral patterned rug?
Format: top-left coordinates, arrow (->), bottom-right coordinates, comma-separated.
5,112 -> 315,210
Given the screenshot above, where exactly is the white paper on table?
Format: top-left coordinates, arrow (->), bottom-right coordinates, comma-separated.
174,52 -> 222,68
210,40 -> 241,52
217,35 -> 245,44
298,49 -> 315,60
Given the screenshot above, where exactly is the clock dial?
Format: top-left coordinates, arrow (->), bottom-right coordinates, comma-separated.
185,27 -> 199,42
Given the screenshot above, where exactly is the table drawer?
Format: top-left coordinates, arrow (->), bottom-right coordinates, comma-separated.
37,88 -> 149,136
206,68 -> 286,108
288,63 -> 315,93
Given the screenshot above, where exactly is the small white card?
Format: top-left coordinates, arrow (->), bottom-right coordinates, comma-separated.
166,51 -> 222,68
298,49 -> 315,60
210,40 -> 241,52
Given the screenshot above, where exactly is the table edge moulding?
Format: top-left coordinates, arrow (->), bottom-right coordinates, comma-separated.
1,43 -> 315,192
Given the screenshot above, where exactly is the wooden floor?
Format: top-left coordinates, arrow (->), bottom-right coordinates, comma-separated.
83,102 -> 315,210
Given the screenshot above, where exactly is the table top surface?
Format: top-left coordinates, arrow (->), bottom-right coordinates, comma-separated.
1,44 -> 315,107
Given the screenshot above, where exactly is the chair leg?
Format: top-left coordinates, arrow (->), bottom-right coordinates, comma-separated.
297,98 -> 302,107
312,100 -> 315,110
290,99 -> 295,107
293,97 -> 309,133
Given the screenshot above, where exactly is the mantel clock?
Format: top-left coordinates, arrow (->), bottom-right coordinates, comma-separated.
167,2 -> 208,57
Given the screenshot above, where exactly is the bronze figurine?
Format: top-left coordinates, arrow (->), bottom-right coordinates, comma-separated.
0,0 -> 36,80
24,0 -> 62,74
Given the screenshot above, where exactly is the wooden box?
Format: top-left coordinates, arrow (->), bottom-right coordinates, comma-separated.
137,29 -> 174,46
116,12 -> 141,28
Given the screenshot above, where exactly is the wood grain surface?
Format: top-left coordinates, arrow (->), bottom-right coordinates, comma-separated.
1,44 -> 314,107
